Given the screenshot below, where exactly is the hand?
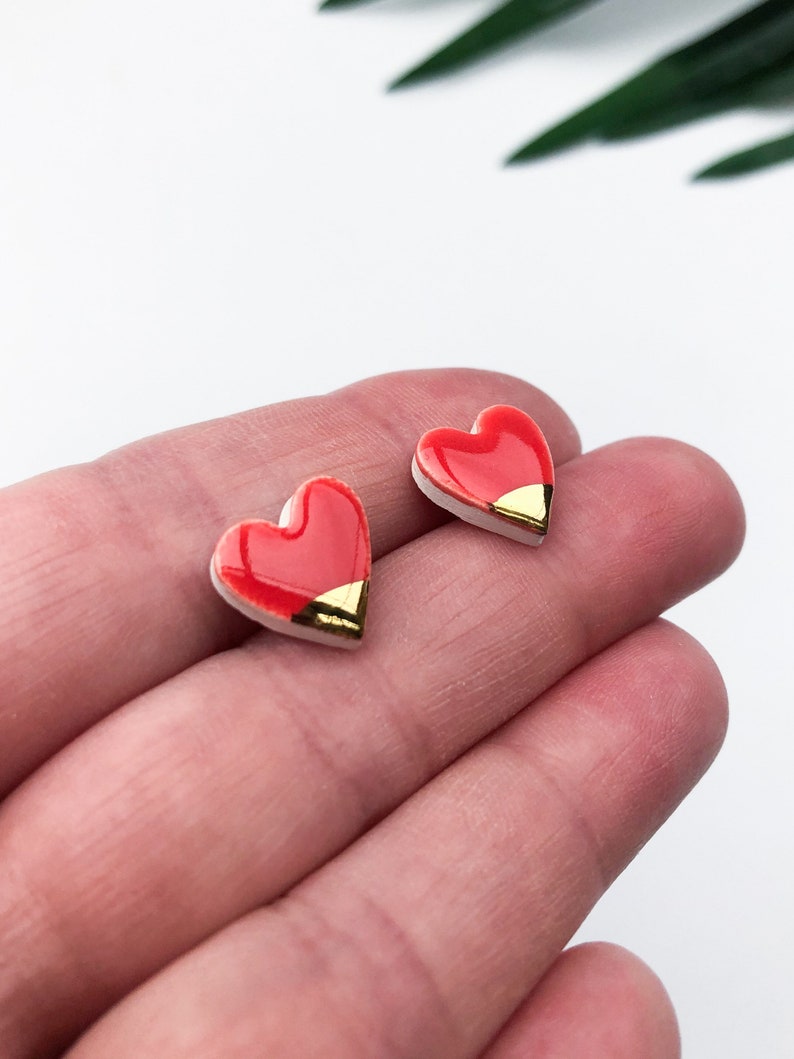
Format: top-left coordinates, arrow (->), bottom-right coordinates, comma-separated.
0,369 -> 743,1058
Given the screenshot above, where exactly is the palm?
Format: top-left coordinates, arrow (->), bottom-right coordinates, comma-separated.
0,369 -> 742,1057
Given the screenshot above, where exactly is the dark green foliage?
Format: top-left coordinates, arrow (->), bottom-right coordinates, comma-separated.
320,0 -> 376,8
696,128 -> 794,177
389,0 -> 603,89
509,1 -> 794,161
321,0 -> 794,178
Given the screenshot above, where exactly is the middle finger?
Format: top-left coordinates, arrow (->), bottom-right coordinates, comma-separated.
0,437 -> 743,1057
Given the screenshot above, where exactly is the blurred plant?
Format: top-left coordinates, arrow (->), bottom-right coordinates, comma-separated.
320,0 -> 794,179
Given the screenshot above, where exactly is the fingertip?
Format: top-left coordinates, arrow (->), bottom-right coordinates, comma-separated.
639,437 -> 746,565
567,942 -> 682,1058
576,619 -> 731,803
648,619 -> 730,767
486,940 -> 681,1059
579,437 -> 745,594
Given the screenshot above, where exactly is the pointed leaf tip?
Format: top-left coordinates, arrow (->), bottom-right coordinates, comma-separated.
388,68 -> 421,92
695,129 -> 794,180
319,0 -> 374,9
388,0 -> 602,91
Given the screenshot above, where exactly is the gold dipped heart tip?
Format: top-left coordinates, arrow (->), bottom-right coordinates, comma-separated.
489,484 -> 553,536
292,579 -> 369,642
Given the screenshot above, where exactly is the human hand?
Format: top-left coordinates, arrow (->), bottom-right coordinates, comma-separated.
0,369 -> 744,1058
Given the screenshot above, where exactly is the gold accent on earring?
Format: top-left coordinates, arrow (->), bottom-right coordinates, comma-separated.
489,484 -> 553,535
292,579 -> 369,641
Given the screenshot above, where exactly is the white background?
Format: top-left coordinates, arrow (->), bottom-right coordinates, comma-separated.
1,2 -> 792,1055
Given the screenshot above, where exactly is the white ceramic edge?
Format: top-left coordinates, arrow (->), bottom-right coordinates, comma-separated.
278,496 -> 294,527
410,455 -> 545,547
209,556 -> 363,649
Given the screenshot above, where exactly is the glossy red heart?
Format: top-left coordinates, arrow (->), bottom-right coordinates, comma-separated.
412,405 -> 554,545
211,477 -> 370,647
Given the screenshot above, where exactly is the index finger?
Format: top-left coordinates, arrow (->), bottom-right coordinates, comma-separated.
0,368 -> 580,795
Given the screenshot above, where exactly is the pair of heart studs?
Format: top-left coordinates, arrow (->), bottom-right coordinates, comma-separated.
210,405 -> 554,649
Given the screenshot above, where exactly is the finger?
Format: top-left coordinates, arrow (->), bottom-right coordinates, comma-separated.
63,621 -> 725,1059
0,440 -> 743,1056
482,943 -> 680,1059
0,368 -> 579,795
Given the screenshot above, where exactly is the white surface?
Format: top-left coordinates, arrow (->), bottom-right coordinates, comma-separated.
1,2 -> 792,1055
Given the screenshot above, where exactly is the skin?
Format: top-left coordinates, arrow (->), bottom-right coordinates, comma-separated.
0,369 -> 744,1058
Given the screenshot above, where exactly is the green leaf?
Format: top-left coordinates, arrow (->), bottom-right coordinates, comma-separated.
603,54 -> 794,141
390,0 -> 603,90
508,0 -> 794,163
695,128 -> 794,178
320,0 -> 379,9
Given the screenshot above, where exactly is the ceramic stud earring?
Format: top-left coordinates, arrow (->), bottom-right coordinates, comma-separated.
210,477 -> 371,647
412,405 -> 554,545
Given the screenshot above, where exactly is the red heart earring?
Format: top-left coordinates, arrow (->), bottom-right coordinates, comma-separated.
210,477 -> 371,647
412,405 -> 554,545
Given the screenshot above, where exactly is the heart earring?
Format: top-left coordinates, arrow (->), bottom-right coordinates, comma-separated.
412,405 -> 554,545
210,477 -> 371,647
